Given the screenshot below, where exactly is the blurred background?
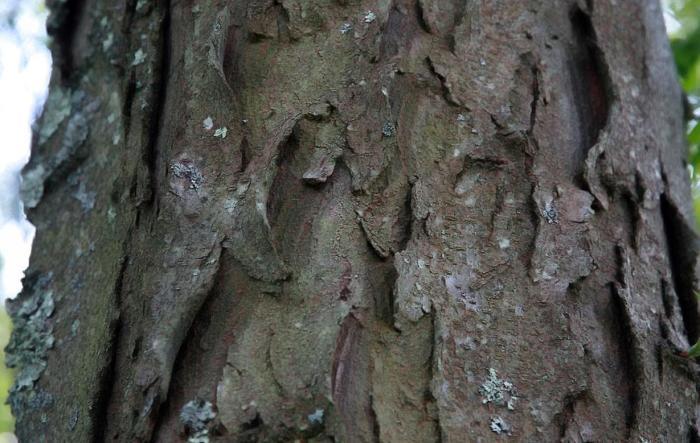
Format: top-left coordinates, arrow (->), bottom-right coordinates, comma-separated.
0,0 -> 50,439
0,0 -> 696,438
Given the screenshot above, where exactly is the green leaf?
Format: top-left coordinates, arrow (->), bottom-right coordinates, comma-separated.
688,337 -> 700,358
689,121 -> 700,144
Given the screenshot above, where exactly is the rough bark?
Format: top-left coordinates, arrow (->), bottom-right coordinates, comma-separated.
7,0 -> 700,441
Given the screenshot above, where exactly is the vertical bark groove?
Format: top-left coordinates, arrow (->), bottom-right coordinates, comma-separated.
610,282 -> 640,438
568,4 -> 611,158
661,193 -> 700,343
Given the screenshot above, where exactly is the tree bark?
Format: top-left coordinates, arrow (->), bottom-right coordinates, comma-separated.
7,0 -> 700,441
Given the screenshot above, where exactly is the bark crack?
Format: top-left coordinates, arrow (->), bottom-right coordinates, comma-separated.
91,255 -> 128,443
46,0 -> 86,83
143,0 -> 171,209
609,282 -> 640,439
568,5 -> 612,174
660,193 -> 700,343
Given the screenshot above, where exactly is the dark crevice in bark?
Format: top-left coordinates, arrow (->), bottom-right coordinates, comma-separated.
660,193 -> 700,343
229,412 -> 264,443
633,171 -> 647,205
239,137 -> 250,173
396,183 -> 414,252
241,412 -> 263,432
376,264 -> 397,327
43,153 -> 90,203
143,0 -> 172,208
661,278 -> 675,321
566,273 -> 588,298
521,55 -> 539,159
689,424 -> 700,443
222,13 -> 243,93
524,183 -> 542,271
609,282 -> 640,439
427,310 -> 443,442
266,128 -> 300,224
122,0 -> 138,32
91,255 -> 128,443
265,332 -> 287,398
425,57 -> 461,107
414,1 -> 431,34
622,192 -> 641,251
556,389 -> 588,439
487,183 -> 506,240
369,395 -> 381,443
568,5 -> 612,172
46,0 -> 86,83
528,63 -> 540,136
121,72 -> 137,145
655,339 -> 664,381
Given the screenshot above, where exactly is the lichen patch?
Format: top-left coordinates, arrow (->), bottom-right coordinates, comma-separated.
479,368 -> 518,410
180,399 -> 216,443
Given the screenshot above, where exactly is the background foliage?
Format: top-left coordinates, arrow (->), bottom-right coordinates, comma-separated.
668,0 -> 700,219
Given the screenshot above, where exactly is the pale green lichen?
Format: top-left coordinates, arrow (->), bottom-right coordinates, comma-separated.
479,368 -> 517,410
107,206 -> 117,223
22,91 -> 93,209
132,48 -> 147,66
171,162 -> 204,190
307,408 -> 324,424
135,0 -> 149,12
180,399 -> 216,443
214,127 -> 228,138
38,87 -> 72,145
6,275 -> 56,419
382,121 -> 396,137
102,32 -> 114,52
542,201 -> 558,224
490,416 -> 511,435
69,174 -> 96,212
67,408 -> 79,431
20,164 -> 47,209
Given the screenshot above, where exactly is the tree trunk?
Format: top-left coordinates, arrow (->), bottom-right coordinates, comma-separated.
7,0 -> 700,441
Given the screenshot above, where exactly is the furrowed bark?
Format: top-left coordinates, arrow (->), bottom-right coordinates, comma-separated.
8,0 -> 700,441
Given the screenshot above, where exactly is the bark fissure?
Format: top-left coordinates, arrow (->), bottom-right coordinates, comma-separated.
556,389 -> 589,440
528,63 -> 540,137
568,5 -> 612,160
46,0 -> 87,83
660,193 -> 700,343
426,57 -> 463,108
609,282 -> 640,438
143,0 -> 172,209
91,255 -> 129,442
